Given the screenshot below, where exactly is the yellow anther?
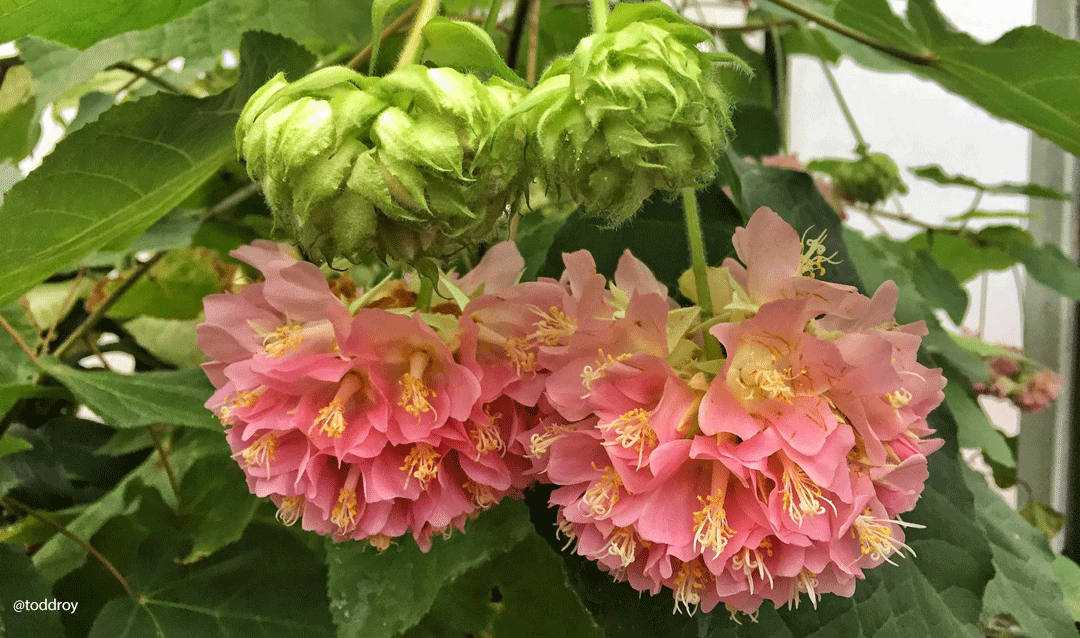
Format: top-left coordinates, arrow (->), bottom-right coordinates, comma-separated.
781,463 -> 833,527
671,559 -> 708,615
398,352 -> 436,417
886,388 -> 913,409
581,465 -> 622,518
528,305 -> 577,346
463,480 -> 499,510
580,350 -> 631,395
238,433 -> 278,476
730,342 -> 800,404
693,493 -> 737,558
263,322 -> 303,358
400,442 -> 441,490
503,336 -> 538,375
217,388 -> 264,426
798,228 -> 840,278
555,518 -> 578,551
852,509 -> 921,565
368,534 -> 395,553
731,541 -> 774,596
787,568 -> 820,610
331,489 -> 359,536
528,423 -> 569,459
470,415 -> 504,459
275,496 -> 304,527
601,527 -> 646,568
312,373 -> 365,438
601,408 -> 658,469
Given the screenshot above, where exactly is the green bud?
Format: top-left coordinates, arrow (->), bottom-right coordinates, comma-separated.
518,2 -> 739,225
235,64 -> 530,265
809,152 -> 908,206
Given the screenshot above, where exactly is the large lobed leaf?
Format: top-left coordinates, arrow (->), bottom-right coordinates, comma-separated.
0,0 -> 216,49
0,32 -> 313,309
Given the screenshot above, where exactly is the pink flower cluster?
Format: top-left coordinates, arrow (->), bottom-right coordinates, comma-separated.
972,346 -> 1062,413
198,206 -> 945,617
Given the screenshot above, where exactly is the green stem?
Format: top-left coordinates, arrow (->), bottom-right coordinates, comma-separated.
590,0 -> 607,33
759,0 -> 936,67
416,273 -> 434,312
483,0 -> 502,35
682,188 -> 722,361
395,0 -> 441,69
819,58 -> 867,154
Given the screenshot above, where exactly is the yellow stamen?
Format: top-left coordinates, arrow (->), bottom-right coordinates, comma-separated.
600,527 -> 647,567
528,422 -> 569,459
725,604 -> 760,625
798,228 -> 840,278
671,559 -> 708,615
886,388 -> 913,409
312,374 -> 365,439
601,408 -> 658,469
216,388 -> 263,426
781,463 -> 834,527
237,433 -> 278,476
581,465 -> 622,518
555,518 -> 578,551
527,305 -> 576,346
368,534 -> 394,553
470,411 -> 504,459
401,442 -> 441,490
331,490 -> 359,536
730,342 -> 800,403
693,493 -> 737,558
851,509 -> 922,565
275,496 -> 304,526
463,480 -> 498,510
731,541 -> 774,596
398,351 -> 436,417
262,322 -> 303,358
787,568 -> 820,610
580,350 -> 631,395
503,336 -> 538,375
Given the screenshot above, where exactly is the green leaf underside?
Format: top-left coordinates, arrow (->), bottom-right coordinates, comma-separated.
422,18 -> 524,84
177,455 -> 259,563
0,544 -> 66,638
0,32 -> 313,309
325,500 -> 533,638
911,164 -> 1069,199
0,0 -> 216,48
87,525 -> 335,638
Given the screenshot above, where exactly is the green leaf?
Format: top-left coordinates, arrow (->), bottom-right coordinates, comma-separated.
0,32 -> 312,308
730,101 -> 782,160
1019,500 -> 1065,541
782,25 -> 842,63
100,248 -> 230,320
177,455 -> 258,563
422,18 -> 524,85
936,359 -> 1014,468
40,358 -> 218,431
403,534 -> 604,638
1011,242 -> 1080,301
906,226 -> 1032,283
964,466 -> 1078,637
0,384 -> 64,420
0,434 -> 32,457
0,305 -> 39,386
909,247 -> 968,324
0,65 -> 41,163
325,500 -> 533,638
78,207 -> 204,269
33,429 -> 227,582
88,525 -> 335,638
911,164 -> 1069,200
0,0 -> 216,49
1051,554 -> 1080,623
0,544 -> 65,638
123,317 -> 206,369
515,212 -> 568,282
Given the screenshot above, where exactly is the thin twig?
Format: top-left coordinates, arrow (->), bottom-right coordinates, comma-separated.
760,0 -> 936,67
147,426 -> 181,503
693,18 -> 798,34
347,3 -> 421,70
38,271 -> 86,355
526,0 -> 541,85
53,252 -> 166,359
117,59 -> 168,94
1,496 -> 134,597
505,0 -> 530,70
819,58 -> 866,152
0,314 -> 38,366
203,183 -> 261,221
84,335 -> 114,371
853,204 -> 937,230
395,0 -> 442,70
108,61 -> 185,95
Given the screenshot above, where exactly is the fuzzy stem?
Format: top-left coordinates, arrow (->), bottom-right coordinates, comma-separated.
108,61 -> 185,95
483,0 -> 503,35
819,58 -> 867,154
682,188 -> 722,361
396,0 -> 442,69
349,3 -> 420,70
590,0 -> 607,33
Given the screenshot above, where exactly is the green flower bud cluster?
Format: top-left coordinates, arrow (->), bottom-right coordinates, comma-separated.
517,3 -> 739,225
808,153 -> 908,206
236,65 -> 528,263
